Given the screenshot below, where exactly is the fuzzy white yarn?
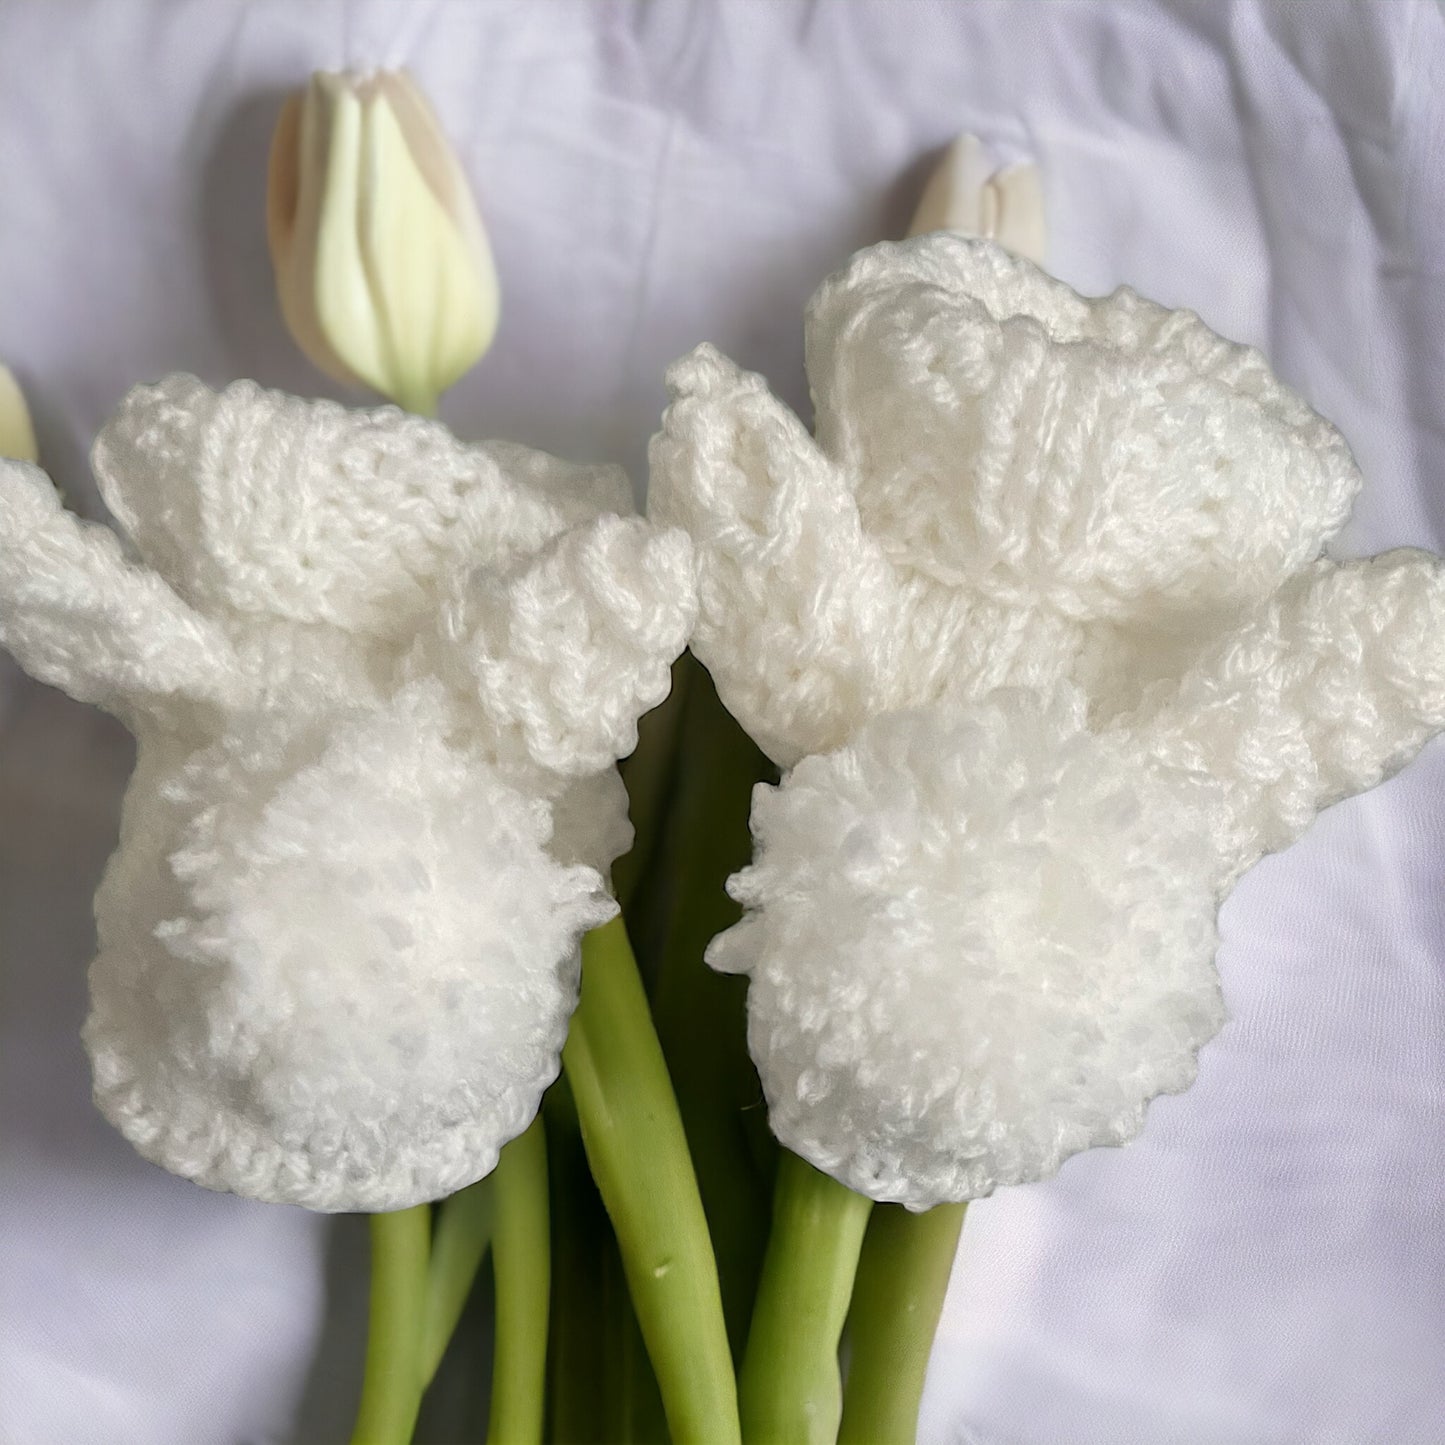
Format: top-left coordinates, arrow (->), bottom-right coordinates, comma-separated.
652,234 -> 1445,1206
0,377 -> 695,1211
710,691 -> 1225,1207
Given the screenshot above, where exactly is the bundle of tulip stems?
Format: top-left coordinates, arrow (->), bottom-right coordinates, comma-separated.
390,655 -> 968,1445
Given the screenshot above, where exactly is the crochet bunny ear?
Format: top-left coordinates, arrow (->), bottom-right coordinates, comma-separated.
648,345 -> 910,767
92,375 -> 636,634
801,234 -> 1361,622
0,456 -> 245,721
441,512 -> 697,779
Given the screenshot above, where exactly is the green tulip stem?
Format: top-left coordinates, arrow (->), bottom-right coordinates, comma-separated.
350,1204 -> 431,1445
649,657 -> 777,1358
837,1201 -> 967,1444
613,654 -> 691,912
487,1115 -> 551,1445
738,1151 -> 874,1445
563,914 -> 741,1445
419,1179 -> 494,1385
388,384 -> 438,418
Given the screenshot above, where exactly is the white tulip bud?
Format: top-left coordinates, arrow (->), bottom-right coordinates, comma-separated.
908,133 -> 1046,266
0,366 -> 37,462
267,69 -> 500,415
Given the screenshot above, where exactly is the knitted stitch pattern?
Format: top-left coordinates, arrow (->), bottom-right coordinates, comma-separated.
0,377 -> 695,1211
650,234 -> 1445,1208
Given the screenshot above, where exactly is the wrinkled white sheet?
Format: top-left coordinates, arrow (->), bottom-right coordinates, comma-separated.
3,1 -> 1444,1441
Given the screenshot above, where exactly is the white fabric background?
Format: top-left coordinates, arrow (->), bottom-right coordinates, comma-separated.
2,1 -> 1443,1441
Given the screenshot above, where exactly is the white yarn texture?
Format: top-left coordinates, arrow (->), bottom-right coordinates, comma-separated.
0,377 -> 695,1211
651,234 -> 1445,1208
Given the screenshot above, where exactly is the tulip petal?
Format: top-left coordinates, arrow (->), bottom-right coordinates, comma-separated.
0,365 -> 38,462
356,85 -> 498,408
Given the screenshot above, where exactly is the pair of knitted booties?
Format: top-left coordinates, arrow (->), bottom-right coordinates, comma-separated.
3,235 -> 1441,1211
